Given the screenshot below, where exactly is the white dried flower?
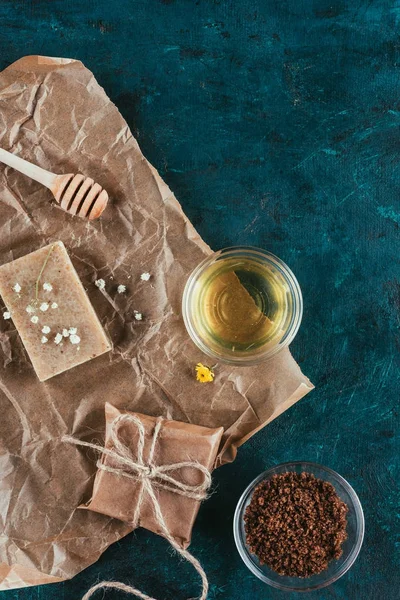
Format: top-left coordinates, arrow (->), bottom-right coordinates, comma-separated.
140,272 -> 151,281
30,315 -> 39,324
70,334 -> 81,345
117,284 -> 126,294
13,283 -> 21,293
134,312 -> 143,321
3,312 -> 11,320
42,326 -> 51,334
95,279 -> 106,290
62,328 -> 70,337
26,305 -> 35,314
41,336 -> 48,344
43,282 -> 53,292
54,333 -> 63,345
40,302 -> 49,312
69,327 -> 77,335
51,302 -> 58,309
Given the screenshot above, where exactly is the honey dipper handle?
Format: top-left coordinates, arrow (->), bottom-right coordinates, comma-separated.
0,148 -> 56,189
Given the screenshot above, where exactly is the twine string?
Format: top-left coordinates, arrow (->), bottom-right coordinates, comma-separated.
63,413 -> 211,600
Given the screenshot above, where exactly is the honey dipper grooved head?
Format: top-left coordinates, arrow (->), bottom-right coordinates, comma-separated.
52,173 -> 109,220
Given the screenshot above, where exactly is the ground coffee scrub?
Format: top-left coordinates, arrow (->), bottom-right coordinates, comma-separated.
244,471 -> 348,578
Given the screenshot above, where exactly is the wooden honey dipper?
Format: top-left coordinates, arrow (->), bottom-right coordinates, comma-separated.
0,148 -> 108,219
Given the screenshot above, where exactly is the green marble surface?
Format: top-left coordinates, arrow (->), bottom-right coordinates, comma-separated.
0,1 -> 399,599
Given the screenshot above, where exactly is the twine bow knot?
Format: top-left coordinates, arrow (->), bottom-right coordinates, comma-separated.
63,413 -> 212,600
139,465 -> 157,479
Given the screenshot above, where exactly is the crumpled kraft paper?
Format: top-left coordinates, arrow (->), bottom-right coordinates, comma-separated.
0,55 -> 313,590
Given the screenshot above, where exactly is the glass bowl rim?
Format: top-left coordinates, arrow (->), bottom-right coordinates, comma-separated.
233,461 -> 365,592
182,246 -> 303,365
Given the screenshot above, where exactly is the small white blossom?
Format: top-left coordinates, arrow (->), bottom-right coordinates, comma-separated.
30,315 -> 39,324
95,279 -> 106,290
3,312 -> 11,320
43,282 -> 53,292
26,305 -> 35,314
42,326 -> 51,334
70,334 -> 81,345
117,284 -> 126,294
54,333 -> 63,345
134,312 -> 143,321
41,336 -> 48,344
69,327 -> 77,335
62,328 -> 70,337
13,283 -> 21,293
140,272 -> 151,281
51,302 -> 58,309
40,302 -> 49,312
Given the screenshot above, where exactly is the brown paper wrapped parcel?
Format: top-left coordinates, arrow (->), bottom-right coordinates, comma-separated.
79,403 -> 224,548
0,55 -> 313,589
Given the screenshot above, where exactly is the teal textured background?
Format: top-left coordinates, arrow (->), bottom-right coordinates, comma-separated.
0,1 -> 399,599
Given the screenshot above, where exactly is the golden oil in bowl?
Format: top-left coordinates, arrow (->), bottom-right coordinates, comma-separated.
182,247 -> 302,365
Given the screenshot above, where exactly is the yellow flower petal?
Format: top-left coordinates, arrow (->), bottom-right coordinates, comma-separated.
195,363 -> 215,383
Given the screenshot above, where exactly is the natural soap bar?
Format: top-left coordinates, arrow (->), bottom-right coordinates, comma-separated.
0,241 -> 111,381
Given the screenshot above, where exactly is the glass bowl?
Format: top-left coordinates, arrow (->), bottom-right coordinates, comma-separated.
233,462 -> 364,592
182,246 -> 302,365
